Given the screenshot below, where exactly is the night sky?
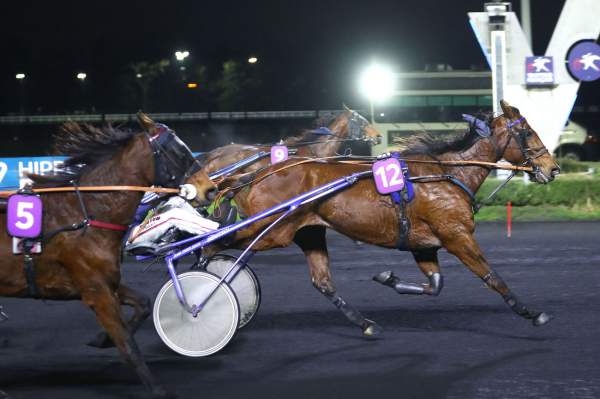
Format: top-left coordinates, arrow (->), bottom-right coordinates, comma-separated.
1,0 -> 593,114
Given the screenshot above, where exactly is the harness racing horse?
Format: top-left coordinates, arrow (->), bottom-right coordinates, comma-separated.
0,116 -> 215,397
198,107 -> 382,175
202,100 -> 560,335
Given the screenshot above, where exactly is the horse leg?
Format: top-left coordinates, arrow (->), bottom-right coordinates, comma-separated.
443,232 -> 551,326
373,249 -> 443,296
88,284 -> 151,348
79,283 -> 171,398
294,226 -> 382,336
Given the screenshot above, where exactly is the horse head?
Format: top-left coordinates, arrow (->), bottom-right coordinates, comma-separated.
339,105 -> 382,144
492,100 -> 560,183
137,112 -> 216,204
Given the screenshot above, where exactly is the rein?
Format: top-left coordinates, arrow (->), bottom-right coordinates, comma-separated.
0,185 -> 180,198
212,156 -> 534,208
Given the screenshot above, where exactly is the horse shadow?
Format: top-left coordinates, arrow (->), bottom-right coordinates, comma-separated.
247,306 -> 558,342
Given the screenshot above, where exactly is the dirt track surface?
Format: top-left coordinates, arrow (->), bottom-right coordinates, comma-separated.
1,222 -> 599,399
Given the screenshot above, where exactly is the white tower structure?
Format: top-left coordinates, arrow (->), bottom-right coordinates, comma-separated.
468,0 -> 600,153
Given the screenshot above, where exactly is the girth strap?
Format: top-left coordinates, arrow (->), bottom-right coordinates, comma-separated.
22,240 -> 40,298
388,155 -> 413,251
395,195 -> 411,251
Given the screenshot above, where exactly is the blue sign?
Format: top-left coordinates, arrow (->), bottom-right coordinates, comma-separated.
1,152 -> 203,189
525,56 -> 554,86
567,40 -> 600,82
0,157 -> 67,189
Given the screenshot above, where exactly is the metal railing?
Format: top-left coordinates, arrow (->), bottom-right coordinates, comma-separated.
0,110 -> 344,125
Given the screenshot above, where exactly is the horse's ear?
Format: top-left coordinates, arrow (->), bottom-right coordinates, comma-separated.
500,100 -> 518,119
137,111 -> 155,132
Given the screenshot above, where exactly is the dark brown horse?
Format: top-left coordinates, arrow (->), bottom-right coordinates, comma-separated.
198,108 -> 381,175
0,116 -> 215,397
202,100 -> 560,335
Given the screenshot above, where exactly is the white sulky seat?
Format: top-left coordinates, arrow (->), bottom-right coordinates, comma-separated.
125,196 -> 219,255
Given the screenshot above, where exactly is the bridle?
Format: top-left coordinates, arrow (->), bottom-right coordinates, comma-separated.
505,117 -> 550,165
484,116 -> 549,174
347,110 -> 372,141
304,111 -> 377,144
147,123 -> 204,187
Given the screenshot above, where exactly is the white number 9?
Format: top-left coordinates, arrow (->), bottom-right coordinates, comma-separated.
274,149 -> 285,162
0,162 -> 7,183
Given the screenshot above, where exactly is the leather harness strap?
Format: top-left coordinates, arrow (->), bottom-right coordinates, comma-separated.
88,220 -> 129,231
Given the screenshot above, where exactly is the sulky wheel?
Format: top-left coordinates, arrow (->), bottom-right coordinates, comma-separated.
205,254 -> 261,329
153,271 -> 239,357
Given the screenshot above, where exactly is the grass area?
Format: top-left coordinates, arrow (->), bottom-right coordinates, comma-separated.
475,205 -> 600,222
476,174 -> 600,208
556,158 -> 599,174
472,160 -> 600,221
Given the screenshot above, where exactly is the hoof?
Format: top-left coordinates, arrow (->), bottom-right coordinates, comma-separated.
373,270 -> 395,285
362,319 -> 383,337
87,333 -> 115,349
532,312 -> 553,326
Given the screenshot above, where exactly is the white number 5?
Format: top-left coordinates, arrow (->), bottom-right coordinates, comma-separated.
15,202 -> 35,230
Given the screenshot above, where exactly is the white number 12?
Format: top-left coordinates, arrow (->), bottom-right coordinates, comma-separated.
374,163 -> 403,188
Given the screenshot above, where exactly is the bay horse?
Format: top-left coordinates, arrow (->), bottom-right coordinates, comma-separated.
198,107 -> 381,175
202,100 -> 560,335
94,109 -> 381,346
0,115 -> 215,397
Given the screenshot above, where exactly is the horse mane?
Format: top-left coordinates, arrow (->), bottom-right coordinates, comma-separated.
28,122 -> 138,185
400,112 -> 493,156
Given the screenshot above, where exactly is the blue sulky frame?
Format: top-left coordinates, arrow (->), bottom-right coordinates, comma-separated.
143,170 -> 372,318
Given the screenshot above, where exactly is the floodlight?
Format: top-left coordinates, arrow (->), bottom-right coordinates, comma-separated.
358,63 -> 396,102
175,51 -> 190,61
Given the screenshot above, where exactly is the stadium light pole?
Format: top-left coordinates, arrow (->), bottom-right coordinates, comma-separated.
358,62 -> 396,123
16,73 -> 26,114
76,73 -> 87,112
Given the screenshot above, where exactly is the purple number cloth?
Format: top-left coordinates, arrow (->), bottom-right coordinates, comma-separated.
7,194 -> 43,238
372,158 -> 405,194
